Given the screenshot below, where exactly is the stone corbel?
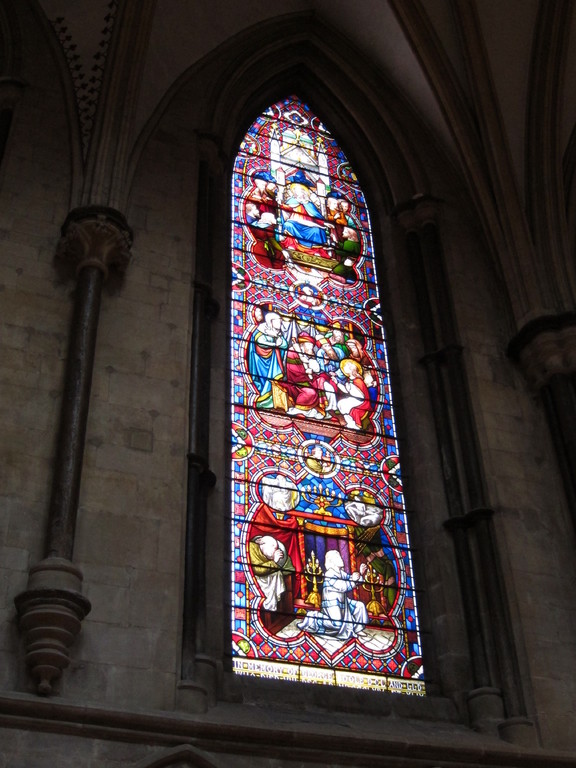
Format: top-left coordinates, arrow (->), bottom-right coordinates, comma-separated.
412,193 -> 441,228
509,312 -> 576,519
394,194 -> 441,233
510,320 -> 576,390
394,204 -> 418,234
13,559 -> 90,695
197,131 -> 226,177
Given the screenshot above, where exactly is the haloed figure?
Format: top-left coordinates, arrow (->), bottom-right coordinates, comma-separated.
337,358 -> 371,430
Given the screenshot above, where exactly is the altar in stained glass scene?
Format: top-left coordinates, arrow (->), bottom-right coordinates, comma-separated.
230,96 -> 424,694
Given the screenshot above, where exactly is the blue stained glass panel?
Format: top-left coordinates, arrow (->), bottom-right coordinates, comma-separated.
230,96 -> 424,694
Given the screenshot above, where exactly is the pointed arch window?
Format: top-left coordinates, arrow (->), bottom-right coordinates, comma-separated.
230,96 -> 423,694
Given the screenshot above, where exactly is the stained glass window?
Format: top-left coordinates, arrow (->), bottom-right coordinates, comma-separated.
230,96 -> 424,694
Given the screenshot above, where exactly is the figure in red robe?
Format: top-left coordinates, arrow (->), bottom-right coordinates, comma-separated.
249,474 -> 304,597
278,334 -> 338,420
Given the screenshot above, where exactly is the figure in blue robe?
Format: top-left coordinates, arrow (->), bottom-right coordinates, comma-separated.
281,171 -> 328,249
247,312 -> 288,409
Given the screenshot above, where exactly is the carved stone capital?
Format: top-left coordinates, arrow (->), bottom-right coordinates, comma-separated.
508,313 -> 576,389
412,194 -> 440,227
393,194 -> 441,232
0,76 -> 26,109
394,203 -> 418,233
14,557 -> 91,695
57,206 -> 133,279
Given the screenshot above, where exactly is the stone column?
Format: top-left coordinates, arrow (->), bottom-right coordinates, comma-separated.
395,197 -> 535,745
179,279 -> 218,712
508,314 -> 576,518
177,158 -> 219,714
14,206 -> 132,695
396,201 -> 492,699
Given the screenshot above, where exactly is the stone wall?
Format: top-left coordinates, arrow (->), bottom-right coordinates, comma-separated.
0,0 -> 73,693
1,0 -> 576,764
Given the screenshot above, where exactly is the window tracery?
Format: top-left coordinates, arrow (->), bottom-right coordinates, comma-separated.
230,96 -> 423,694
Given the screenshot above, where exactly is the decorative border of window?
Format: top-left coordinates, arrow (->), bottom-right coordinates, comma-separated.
230,96 -> 424,694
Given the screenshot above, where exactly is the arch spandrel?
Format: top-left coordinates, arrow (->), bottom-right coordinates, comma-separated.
130,13 -> 478,213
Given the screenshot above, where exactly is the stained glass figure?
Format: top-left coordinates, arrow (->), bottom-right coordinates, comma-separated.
230,97 -> 424,694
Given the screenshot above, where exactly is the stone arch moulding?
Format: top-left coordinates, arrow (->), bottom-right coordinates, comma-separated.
24,0 -> 85,206
0,0 -> 21,76
563,119 -> 576,264
0,0 -> 25,169
133,745 -> 219,768
128,11 -> 472,213
126,11 -> 496,718
174,66 -> 459,715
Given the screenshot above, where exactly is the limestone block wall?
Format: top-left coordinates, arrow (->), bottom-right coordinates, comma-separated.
1,3 -> 576,765
438,204 -> 576,750
66,125 -> 199,709
0,2 -> 73,693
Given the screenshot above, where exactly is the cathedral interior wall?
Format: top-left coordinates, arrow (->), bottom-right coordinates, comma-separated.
1,1 -> 576,764
0,0 -> 74,693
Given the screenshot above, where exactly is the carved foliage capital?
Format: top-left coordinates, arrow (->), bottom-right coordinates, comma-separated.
57,206 -> 133,279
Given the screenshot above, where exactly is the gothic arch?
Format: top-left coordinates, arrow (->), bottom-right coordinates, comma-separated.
23,0 -> 84,205
124,12 -> 531,723
0,0 -> 83,208
127,13 -> 503,354
127,31 -> 453,704
525,0 -> 576,311
130,12 -> 474,212
0,0 -> 22,77
128,12 -> 513,347
0,0 -> 24,172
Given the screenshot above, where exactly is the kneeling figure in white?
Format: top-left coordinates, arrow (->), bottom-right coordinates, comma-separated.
298,550 -> 368,640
